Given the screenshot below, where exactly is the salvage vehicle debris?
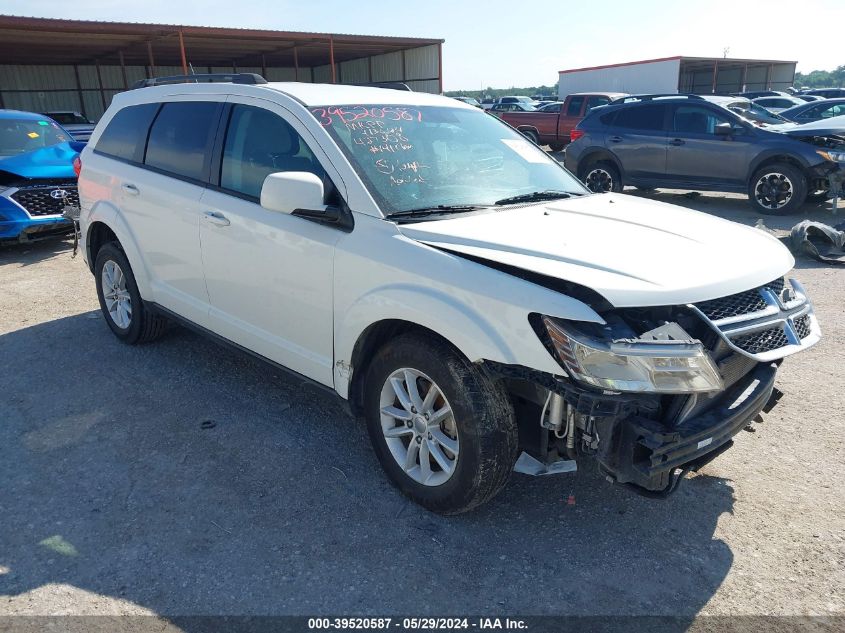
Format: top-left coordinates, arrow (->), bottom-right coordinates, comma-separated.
781,220 -> 845,265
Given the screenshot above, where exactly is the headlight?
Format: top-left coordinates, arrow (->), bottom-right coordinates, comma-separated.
541,316 -> 723,394
817,149 -> 845,163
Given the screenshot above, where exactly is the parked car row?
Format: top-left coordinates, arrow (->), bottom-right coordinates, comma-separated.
563,94 -> 845,215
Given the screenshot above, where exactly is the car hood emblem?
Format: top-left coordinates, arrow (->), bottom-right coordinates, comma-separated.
50,189 -> 69,199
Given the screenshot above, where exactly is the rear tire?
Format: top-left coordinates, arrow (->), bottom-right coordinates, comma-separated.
549,142 -> 565,152
748,163 -> 807,215
520,129 -> 540,145
581,160 -> 622,193
363,333 -> 518,515
94,242 -> 168,344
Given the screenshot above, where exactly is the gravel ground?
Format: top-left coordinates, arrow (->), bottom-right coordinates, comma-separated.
1,191 -> 843,626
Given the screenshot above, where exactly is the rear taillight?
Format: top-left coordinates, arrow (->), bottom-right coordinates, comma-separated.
73,156 -> 81,178
570,129 -> 585,143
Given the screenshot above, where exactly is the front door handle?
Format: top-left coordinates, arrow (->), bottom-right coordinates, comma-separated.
669,138 -> 686,146
121,183 -> 139,195
203,211 -> 230,227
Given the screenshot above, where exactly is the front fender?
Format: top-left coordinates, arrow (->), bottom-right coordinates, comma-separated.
332,246 -> 604,398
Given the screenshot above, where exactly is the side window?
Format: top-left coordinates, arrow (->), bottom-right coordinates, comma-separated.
220,104 -> 322,200
613,105 -> 666,131
144,102 -> 220,181
672,105 -> 731,135
821,104 -> 845,118
586,96 -> 610,110
566,96 -> 585,116
94,103 -> 159,162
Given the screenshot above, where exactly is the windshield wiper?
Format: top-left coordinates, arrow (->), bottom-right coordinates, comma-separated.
386,204 -> 488,219
494,190 -> 578,206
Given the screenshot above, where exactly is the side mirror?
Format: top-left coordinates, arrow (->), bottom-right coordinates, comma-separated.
714,122 -> 733,136
260,171 -> 325,215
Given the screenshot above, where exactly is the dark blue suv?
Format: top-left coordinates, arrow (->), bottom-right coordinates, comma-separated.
564,95 -> 843,214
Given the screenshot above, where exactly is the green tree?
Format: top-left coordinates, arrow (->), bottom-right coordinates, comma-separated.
794,65 -> 844,88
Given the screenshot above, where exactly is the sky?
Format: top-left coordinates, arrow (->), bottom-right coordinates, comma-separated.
1,0 -> 840,91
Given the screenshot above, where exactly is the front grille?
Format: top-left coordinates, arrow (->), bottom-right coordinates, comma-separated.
793,315 -> 812,340
691,278 -> 816,361
11,184 -> 79,217
695,277 -> 784,321
732,326 -> 789,355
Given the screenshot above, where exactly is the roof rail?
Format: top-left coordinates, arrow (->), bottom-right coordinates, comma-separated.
353,81 -> 413,92
131,73 -> 268,89
612,93 -> 706,104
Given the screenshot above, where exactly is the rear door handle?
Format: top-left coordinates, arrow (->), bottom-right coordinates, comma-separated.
608,135 -> 623,143
669,138 -> 685,146
203,211 -> 230,227
121,183 -> 139,195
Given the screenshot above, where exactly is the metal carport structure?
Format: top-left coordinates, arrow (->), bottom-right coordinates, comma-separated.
0,15 -> 444,120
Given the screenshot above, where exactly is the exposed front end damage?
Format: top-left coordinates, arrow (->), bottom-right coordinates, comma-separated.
490,276 -> 820,497
787,130 -> 845,199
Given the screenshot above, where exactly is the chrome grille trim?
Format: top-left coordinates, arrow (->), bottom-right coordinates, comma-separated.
689,279 -> 821,362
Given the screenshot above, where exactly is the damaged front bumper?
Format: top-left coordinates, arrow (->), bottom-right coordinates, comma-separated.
595,361 -> 779,496
489,358 -> 782,498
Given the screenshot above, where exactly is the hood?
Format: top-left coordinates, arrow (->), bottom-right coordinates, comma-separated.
776,114 -> 845,137
0,141 -> 84,180
398,194 -> 794,308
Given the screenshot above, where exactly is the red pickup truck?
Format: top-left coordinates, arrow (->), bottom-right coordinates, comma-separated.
498,92 -> 626,151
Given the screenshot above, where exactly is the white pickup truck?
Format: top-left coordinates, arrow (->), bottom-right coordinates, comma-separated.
77,75 -> 820,514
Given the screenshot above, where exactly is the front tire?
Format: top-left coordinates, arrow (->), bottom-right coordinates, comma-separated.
748,163 -> 807,215
94,242 -> 167,344
549,142 -> 565,152
363,333 -> 518,514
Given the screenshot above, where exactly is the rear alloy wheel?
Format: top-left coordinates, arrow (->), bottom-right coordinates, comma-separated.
582,161 -> 621,193
364,333 -> 518,514
748,163 -> 807,215
94,242 -> 168,344
521,129 -> 539,145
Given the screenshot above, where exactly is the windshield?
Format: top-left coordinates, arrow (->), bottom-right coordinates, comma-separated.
46,112 -> 90,125
310,104 -> 586,215
0,118 -> 70,157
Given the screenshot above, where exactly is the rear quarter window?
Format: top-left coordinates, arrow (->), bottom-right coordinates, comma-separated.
94,103 -> 159,162
566,96 -> 585,116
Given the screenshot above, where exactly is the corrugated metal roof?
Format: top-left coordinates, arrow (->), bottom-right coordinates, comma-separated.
0,15 -> 444,67
560,56 -> 797,74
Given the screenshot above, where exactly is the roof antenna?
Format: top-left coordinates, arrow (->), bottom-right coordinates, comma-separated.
188,62 -> 197,82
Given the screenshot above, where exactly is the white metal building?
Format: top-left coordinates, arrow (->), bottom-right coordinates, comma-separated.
558,56 -> 797,97
0,15 -> 444,120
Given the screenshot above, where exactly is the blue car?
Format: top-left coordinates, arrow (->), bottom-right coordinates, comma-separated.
0,110 -> 84,243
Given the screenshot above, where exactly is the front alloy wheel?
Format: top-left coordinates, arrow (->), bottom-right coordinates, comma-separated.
379,368 -> 459,486
363,333 -> 518,514
748,162 -> 806,215
754,172 -> 794,211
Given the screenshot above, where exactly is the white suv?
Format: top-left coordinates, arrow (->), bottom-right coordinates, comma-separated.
78,75 -> 820,514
